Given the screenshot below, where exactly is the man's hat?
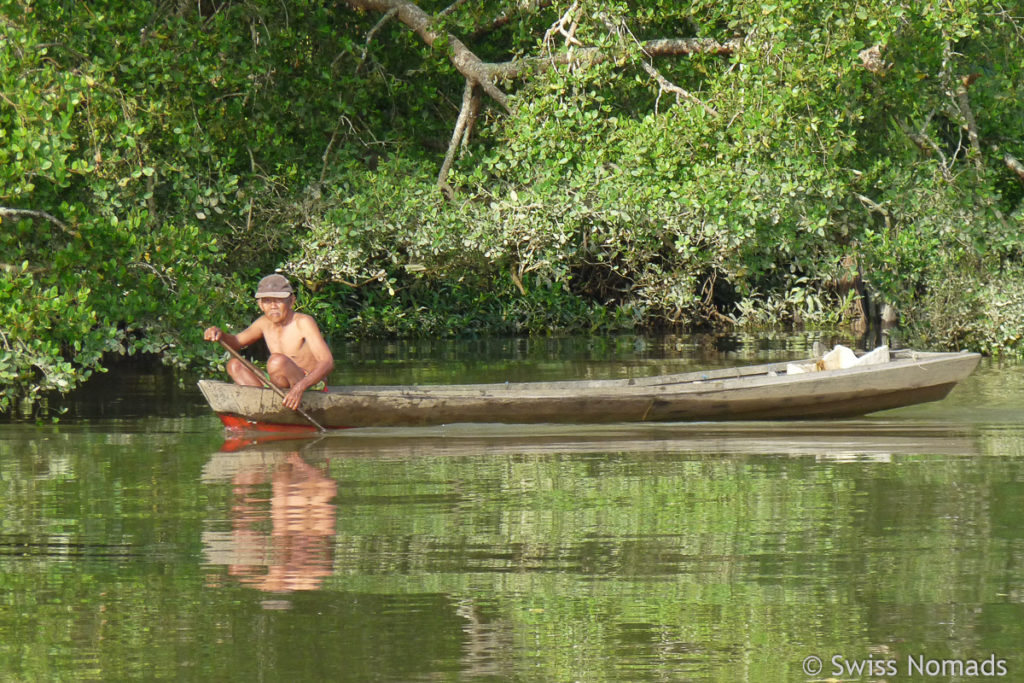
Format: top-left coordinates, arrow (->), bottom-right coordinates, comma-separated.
255,273 -> 294,299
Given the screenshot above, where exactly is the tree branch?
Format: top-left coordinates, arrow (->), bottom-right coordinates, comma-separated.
639,60 -> 717,116
469,0 -> 555,41
543,1 -> 583,52
0,207 -> 73,234
437,79 -> 481,197
336,268 -> 388,289
1006,153 -> 1024,186
437,0 -> 469,18
345,0 -> 510,111
941,44 -> 1010,231
321,113 -> 356,182
603,16 -> 719,117
955,83 -> 984,174
941,42 -> 984,175
897,118 -> 952,180
344,0 -> 739,106
341,0 -> 739,194
854,193 -> 891,233
486,38 -> 741,81
357,6 -> 398,71
640,37 -> 741,57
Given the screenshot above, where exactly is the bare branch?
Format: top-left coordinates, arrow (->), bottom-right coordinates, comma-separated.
641,37 -> 741,57
543,1 -> 582,53
321,113 -> 356,182
941,42 -> 984,175
854,193 -> 892,233
344,0 -> 739,106
604,17 -> 718,117
0,207 -> 73,235
129,261 -> 177,292
469,0 -> 555,41
638,60 -> 717,117
341,0 -> 739,194
510,268 -> 526,295
358,7 -> 399,70
1006,153 -> 1024,186
346,0 -> 510,110
941,43 -> 1010,231
955,84 -> 984,174
0,90 -> 26,127
437,0 -> 469,18
897,119 -> 952,180
437,79 -> 481,197
487,37 -> 741,81
0,263 -> 45,275
334,269 -> 387,289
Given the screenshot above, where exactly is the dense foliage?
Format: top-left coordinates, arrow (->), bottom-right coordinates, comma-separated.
1,0 -> 1022,411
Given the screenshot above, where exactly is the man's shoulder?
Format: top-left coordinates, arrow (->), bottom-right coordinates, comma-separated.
286,312 -> 324,336
243,315 -> 271,334
292,312 -> 321,327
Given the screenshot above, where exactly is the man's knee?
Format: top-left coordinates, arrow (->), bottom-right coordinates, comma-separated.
266,353 -> 291,375
226,357 -> 263,386
266,354 -> 303,386
226,357 -> 246,377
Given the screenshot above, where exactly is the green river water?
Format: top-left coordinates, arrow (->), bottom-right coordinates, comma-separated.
1,335 -> 1022,681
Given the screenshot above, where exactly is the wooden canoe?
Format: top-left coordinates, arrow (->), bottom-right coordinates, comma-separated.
197,349 -> 981,432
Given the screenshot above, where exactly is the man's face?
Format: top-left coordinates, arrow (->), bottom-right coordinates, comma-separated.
258,296 -> 293,323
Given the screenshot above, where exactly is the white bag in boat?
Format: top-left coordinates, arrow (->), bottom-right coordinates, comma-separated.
854,345 -> 890,366
821,345 -> 858,370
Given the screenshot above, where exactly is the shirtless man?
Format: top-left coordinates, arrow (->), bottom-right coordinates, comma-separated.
204,274 -> 335,411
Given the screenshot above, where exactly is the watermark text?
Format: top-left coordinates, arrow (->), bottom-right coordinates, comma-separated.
801,654 -> 1008,678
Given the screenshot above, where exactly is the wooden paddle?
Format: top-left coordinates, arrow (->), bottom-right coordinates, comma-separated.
218,339 -> 327,432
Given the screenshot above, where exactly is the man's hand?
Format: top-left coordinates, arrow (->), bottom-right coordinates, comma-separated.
203,326 -> 223,342
282,384 -> 306,411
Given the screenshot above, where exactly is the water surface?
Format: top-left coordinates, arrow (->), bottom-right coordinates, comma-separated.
2,336 -> 1023,681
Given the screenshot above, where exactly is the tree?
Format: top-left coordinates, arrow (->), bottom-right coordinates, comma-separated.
343,0 -> 740,195
287,0 -> 1023,337
1,0 -> 1023,414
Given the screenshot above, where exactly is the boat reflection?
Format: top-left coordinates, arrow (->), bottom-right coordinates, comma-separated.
201,420 -> 980,594
202,439 -> 336,593
208,419 -> 981,462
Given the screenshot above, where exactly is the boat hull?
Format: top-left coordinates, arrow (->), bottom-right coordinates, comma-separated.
197,350 -> 980,432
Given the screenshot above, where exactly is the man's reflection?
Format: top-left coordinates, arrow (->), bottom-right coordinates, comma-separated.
205,447 -> 337,592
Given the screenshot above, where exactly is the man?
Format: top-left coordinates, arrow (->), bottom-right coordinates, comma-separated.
204,274 -> 335,411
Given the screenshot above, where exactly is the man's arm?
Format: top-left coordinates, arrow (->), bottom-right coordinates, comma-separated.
281,315 -> 335,410
204,319 -> 266,350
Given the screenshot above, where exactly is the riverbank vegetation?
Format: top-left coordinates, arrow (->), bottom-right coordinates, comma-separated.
1,0 -> 1022,412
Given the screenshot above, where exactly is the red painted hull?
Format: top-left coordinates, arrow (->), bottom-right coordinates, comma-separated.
217,413 -> 351,433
